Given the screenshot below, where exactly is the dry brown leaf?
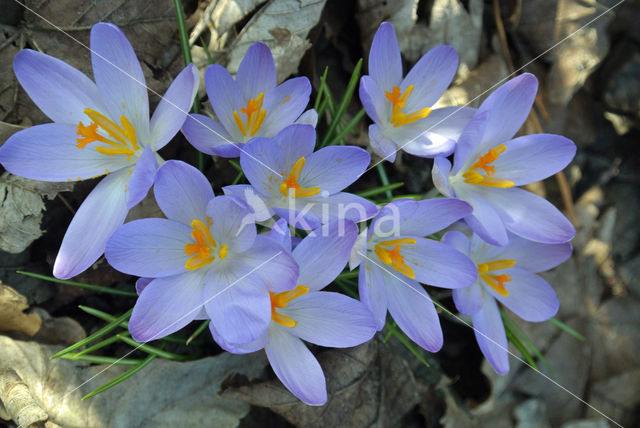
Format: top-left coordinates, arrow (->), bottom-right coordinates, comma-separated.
0,283 -> 42,336
0,368 -> 48,427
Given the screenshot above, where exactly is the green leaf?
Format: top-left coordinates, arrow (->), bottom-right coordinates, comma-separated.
116,335 -> 197,361
187,320 -> 210,345
385,322 -> 430,367
17,270 -> 137,297
375,163 -> 393,199
313,66 -> 329,111
60,353 -> 144,366
336,270 -> 359,280
74,334 -> 124,357
82,353 -> 157,400
504,324 -> 538,370
549,317 -> 585,341
356,182 -> 404,198
334,279 -> 358,299
502,313 -> 552,371
199,36 -> 214,64
325,108 -> 366,146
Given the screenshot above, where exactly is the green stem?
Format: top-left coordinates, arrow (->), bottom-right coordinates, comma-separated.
17,271 -> 136,297
187,320 -> 210,345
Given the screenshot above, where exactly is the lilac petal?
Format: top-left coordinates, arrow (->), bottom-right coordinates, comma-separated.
489,267 -> 559,322
182,114 -> 238,158
398,128 -> 456,158
265,325 -> 327,405
205,64 -> 244,138
135,277 -> 152,294
451,110 -> 489,175
284,291 -> 376,347
349,228 -> 368,270
268,218 -> 292,253
273,206 -> 322,231
478,73 -> 538,148
385,272 -> 443,351
90,23 -> 149,135
53,169 -> 129,279
458,188 -> 509,246
501,235 -> 572,273
302,192 -> 379,225
13,49 -> 105,127
126,145 -> 157,209
150,63 -> 199,150
369,124 -> 397,162
105,218 -> 191,278
495,134 -> 577,186
0,123 -> 127,181
295,109 -> 318,127
235,42 -> 277,102
402,45 -> 458,109
452,282 -> 483,316
485,187 -> 575,244
154,160 -> 214,224
441,230 -> 471,256
237,235 -> 299,293
472,293 -> 509,375
359,76 -> 387,124
368,22 -> 402,91
432,156 -> 454,197
210,323 -> 268,354
300,146 -> 371,193
358,263 -> 388,330
401,238 -> 477,288
206,195 -> 256,252
260,77 -> 312,137
419,106 -> 476,142
129,270 -> 206,342
204,262 -> 271,344
293,220 -> 358,291
222,184 -> 274,222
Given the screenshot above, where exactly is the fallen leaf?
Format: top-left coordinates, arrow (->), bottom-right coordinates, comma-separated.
0,283 -> 41,336
0,368 -> 48,427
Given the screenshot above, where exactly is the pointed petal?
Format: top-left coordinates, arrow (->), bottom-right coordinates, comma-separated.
432,156 -> 454,197
206,195 -> 256,252
181,113 -> 238,157
349,228 -> 368,270
358,263 -> 388,330
53,169 -> 129,279
222,184 -> 274,222
129,270 -> 206,341
402,45 -> 458,109
451,110 -> 489,175
126,145 -> 157,209
268,218 -> 292,253
295,109 -> 318,127
441,230 -> 471,256
301,192 -> 379,225
293,220 -> 358,291
150,63 -> 199,150
399,127 -> 456,158
238,235 -> 298,293
210,323 -> 268,354
235,42 -> 277,101
13,49 -> 105,127
501,235 -> 572,272
260,77 -> 311,137
90,23 -> 149,134
135,277 -> 152,294
368,22 -> 402,91
359,75 -> 386,124
205,64 -> 244,139
415,106 -> 476,144
105,218 -> 191,277
458,188 -> 509,246
472,293 -> 510,375
452,282 -> 483,316
300,146 -> 371,193
154,160 -> 214,224
0,123 -> 127,181
368,124 -> 397,162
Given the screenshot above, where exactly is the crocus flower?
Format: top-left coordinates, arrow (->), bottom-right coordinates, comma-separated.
211,219 -> 376,405
223,124 -> 378,230
359,22 -> 475,162
351,198 -> 477,351
105,160 -> 298,344
181,42 -> 314,158
0,23 -> 199,279
432,73 -> 576,246
442,229 -> 569,374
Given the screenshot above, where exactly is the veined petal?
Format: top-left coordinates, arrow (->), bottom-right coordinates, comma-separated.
500,234 -> 572,273
206,195 -> 256,252
154,160 -> 214,224
210,323 -> 268,354
369,124 -> 397,163
268,218 -> 292,253
273,206 -> 322,231
205,64 -> 244,139
452,282 -> 483,316
399,127 -> 456,158
293,220 -> 358,291
260,77 -> 312,137
402,45 -> 458,110
358,262 -> 388,330
235,42 -> 277,102
238,235 -> 298,293
135,277 -> 152,294
368,22 -> 403,92
300,146 -> 371,193
472,292 -> 509,375
432,156 -> 454,197
129,270 -> 206,342
53,168 -> 129,279
13,49 -> 106,127
451,110 -> 489,175
441,230 -> 471,257
349,228 -> 368,270
181,113 -> 238,158
295,109 -> 318,127
281,192 -> 378,229
265,324 -> 327,405
458,188 -> 509,246
90,23 -> 149,136
359,75 -> 387,124
222,184 -> 274,222
150,63 -> 199,150
284,291 -> 376,347
0,123 -> 128,181
105,218 -> 191,278
126,145 -> 157,209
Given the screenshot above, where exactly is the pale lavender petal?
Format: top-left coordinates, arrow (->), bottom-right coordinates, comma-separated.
400,128 -> 456,158
284,291 -> 376,347
150,63 -> 199,150
368,22 -> 402,91
235,42 -> 277,101
349,228 -> 368,270
126,145 -> 157,209
105,218 -> 191,277
268,218 -> 292,253
458,188 -> 509,246
452,282 -> 483,316
358,262 -> 388,330
13,49 -> 105,127
432,156 -> 454,197
205,64 -> 243,138
295,109 -> 318,127
0,123 -> 127,181
222,184 -> 274,222
210,323 -> 268,354
300,146 -> 371,193
53,169 -> 130,279
472,293 -> 509,375
418,106 -> 476,142
182,113 -> 238,157
260,77 -> 311,137
206,195 -> 256,252
402,45 -> 458,109
154,160 -> 214,224
301,192 -> 379,225
369,124 -> 397,162
451,110 -> 489,175
265,324 -> 327,405
90,23 -> 149,134
238,235 -> 298,293
136,277 -> 152,294
489,267 -> 559,322
501,235 -> 572,273
273,206 -> 322,231
441,230 -> 471,256
359,75 -> 386,124
129,270 -> 206,342
293,220 -> 358,291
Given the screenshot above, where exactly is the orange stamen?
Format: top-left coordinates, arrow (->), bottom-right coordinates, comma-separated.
279,157 -> 321,198
269,285 -> 310,327
462,144 -> 514,188
374,238 -> 417,278
184,219 -> 226,270
76,108 -> 140,161
233,93 -> 267,137
477,259 -> 515,296
385,85 -> 431,127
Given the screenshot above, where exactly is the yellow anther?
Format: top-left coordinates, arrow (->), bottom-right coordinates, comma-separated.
477,259 -> 515,296
374,238 -> 417,279
462,144 -> 514,188
76,108 -> 140,161
270,285 -> 310,327
233,93 -> 268,137
279,156 -> 321,198
385,85 -> 431,127
184,219 -> 226,270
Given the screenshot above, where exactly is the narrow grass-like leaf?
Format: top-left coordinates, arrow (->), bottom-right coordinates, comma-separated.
75,334 -> 123,357
187,320 -> 210,345
17,271 -> 137,297
231,170 -> 244,185
356,182 -> 404,198
229,159 -> 242,172
549,317 -> 584,341
316,96 -> 331,124
502,313 -> 552,371
375,163 -> 393,199
374,194 -> 423,204
199,36 -> 214,64
504,325 -> 538,370
51,309 -> 133,359
60,353 -> 144,366
382,321 -> 395,343
117,334 -> 197,361
313,66 -> 329,111
82,353 -> 156,400
385,322 -> 430,367
334,279 -> 358,299
326,108 -> 366,146
336,270 -> 359,280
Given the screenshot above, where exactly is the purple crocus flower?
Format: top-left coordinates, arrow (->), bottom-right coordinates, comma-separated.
351,198 -> 477,351
359,22 -> 475,162
181,42 -> 314,158
211,219 -> 376,405
223,124 -> 378,230
442,229 -> 569,374
105,160 -> 298,344
0,23 -> 199,279
432,73 -> 576,246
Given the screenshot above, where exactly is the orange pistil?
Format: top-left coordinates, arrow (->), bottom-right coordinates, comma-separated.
462,144 -> 514,188
477,259 -> 515,296
269,285 -> 310,327
374,238 -> 417,278
184,219 -> 227,270
385,85 -> 431,127
76,108 -> 140,161
279,156 -> 321,198
233,93 -> 267,137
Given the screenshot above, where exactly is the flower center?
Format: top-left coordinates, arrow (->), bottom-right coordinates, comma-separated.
269,285 -> 310,327
279,156 -> 321,198
184,219 -> 227,270
385,85 -> 431,127
477,259 -> 515,296
233,93 -> 267,137
373,238 -> 417,279
76,108 -> 140,161
461,145 -> 514,188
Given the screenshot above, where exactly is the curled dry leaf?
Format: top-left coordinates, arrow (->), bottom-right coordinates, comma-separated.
0,283 -> 42,336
